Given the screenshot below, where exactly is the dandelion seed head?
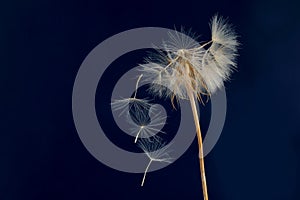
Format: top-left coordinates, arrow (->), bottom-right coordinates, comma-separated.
139,15 -> 239,100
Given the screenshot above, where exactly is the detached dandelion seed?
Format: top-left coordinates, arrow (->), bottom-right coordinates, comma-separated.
111,74 -> 151,117
128,108 -> 167,143
139,15 -> 239,200
138,139 -> 173,186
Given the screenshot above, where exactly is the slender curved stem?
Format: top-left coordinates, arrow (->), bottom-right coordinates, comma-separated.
141,159 -> 153,186
187,90 -> 209,200
134,127 -> 143,143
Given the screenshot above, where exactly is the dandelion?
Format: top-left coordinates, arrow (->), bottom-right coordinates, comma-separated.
139,15 -> 239,200
138,139 -> 173,186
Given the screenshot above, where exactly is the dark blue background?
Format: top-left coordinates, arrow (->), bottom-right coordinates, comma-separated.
1,0 -> 300,199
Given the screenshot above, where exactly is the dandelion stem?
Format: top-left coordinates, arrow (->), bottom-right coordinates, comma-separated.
141,159 -> 153,186
133,74 -> 143,99
187,90 -> 209,200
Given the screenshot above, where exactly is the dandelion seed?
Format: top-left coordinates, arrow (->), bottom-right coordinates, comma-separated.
128,109 -> 167,143
210,15 -> 238,49
138,139 -> 172,186
111,74 -> 151,117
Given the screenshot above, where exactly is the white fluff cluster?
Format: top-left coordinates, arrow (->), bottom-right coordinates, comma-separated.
140,15 -> 239,100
